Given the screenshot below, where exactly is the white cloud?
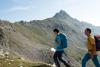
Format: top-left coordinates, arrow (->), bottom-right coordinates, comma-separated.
8,6 -> 36,12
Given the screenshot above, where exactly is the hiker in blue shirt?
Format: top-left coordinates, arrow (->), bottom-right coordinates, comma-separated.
53,29 -> 70,67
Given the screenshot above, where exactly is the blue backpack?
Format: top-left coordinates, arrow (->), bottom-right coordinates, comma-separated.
59,33 -> 67,48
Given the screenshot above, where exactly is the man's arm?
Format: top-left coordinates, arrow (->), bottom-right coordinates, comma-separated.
56,36 -> 61,45
89,37 -> 96,57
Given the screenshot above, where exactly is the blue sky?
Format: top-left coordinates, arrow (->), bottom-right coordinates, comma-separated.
0,0 -> 100,26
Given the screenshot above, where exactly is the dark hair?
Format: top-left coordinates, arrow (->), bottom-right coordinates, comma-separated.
86,28 -> 91,33
53,29 -> 59,33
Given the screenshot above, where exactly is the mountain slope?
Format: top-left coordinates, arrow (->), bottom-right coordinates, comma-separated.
0,10 -> 100,67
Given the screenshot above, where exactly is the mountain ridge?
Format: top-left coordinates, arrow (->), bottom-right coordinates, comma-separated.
0,10 -> 100,67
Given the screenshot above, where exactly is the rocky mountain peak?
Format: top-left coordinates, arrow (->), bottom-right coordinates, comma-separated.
53,10 -> 71,19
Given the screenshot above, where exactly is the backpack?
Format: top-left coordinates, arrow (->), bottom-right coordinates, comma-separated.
59,33 -> 67,48
94,36 -> 100,51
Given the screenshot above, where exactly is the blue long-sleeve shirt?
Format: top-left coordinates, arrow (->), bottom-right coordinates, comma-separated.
54,33 -> 67,51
